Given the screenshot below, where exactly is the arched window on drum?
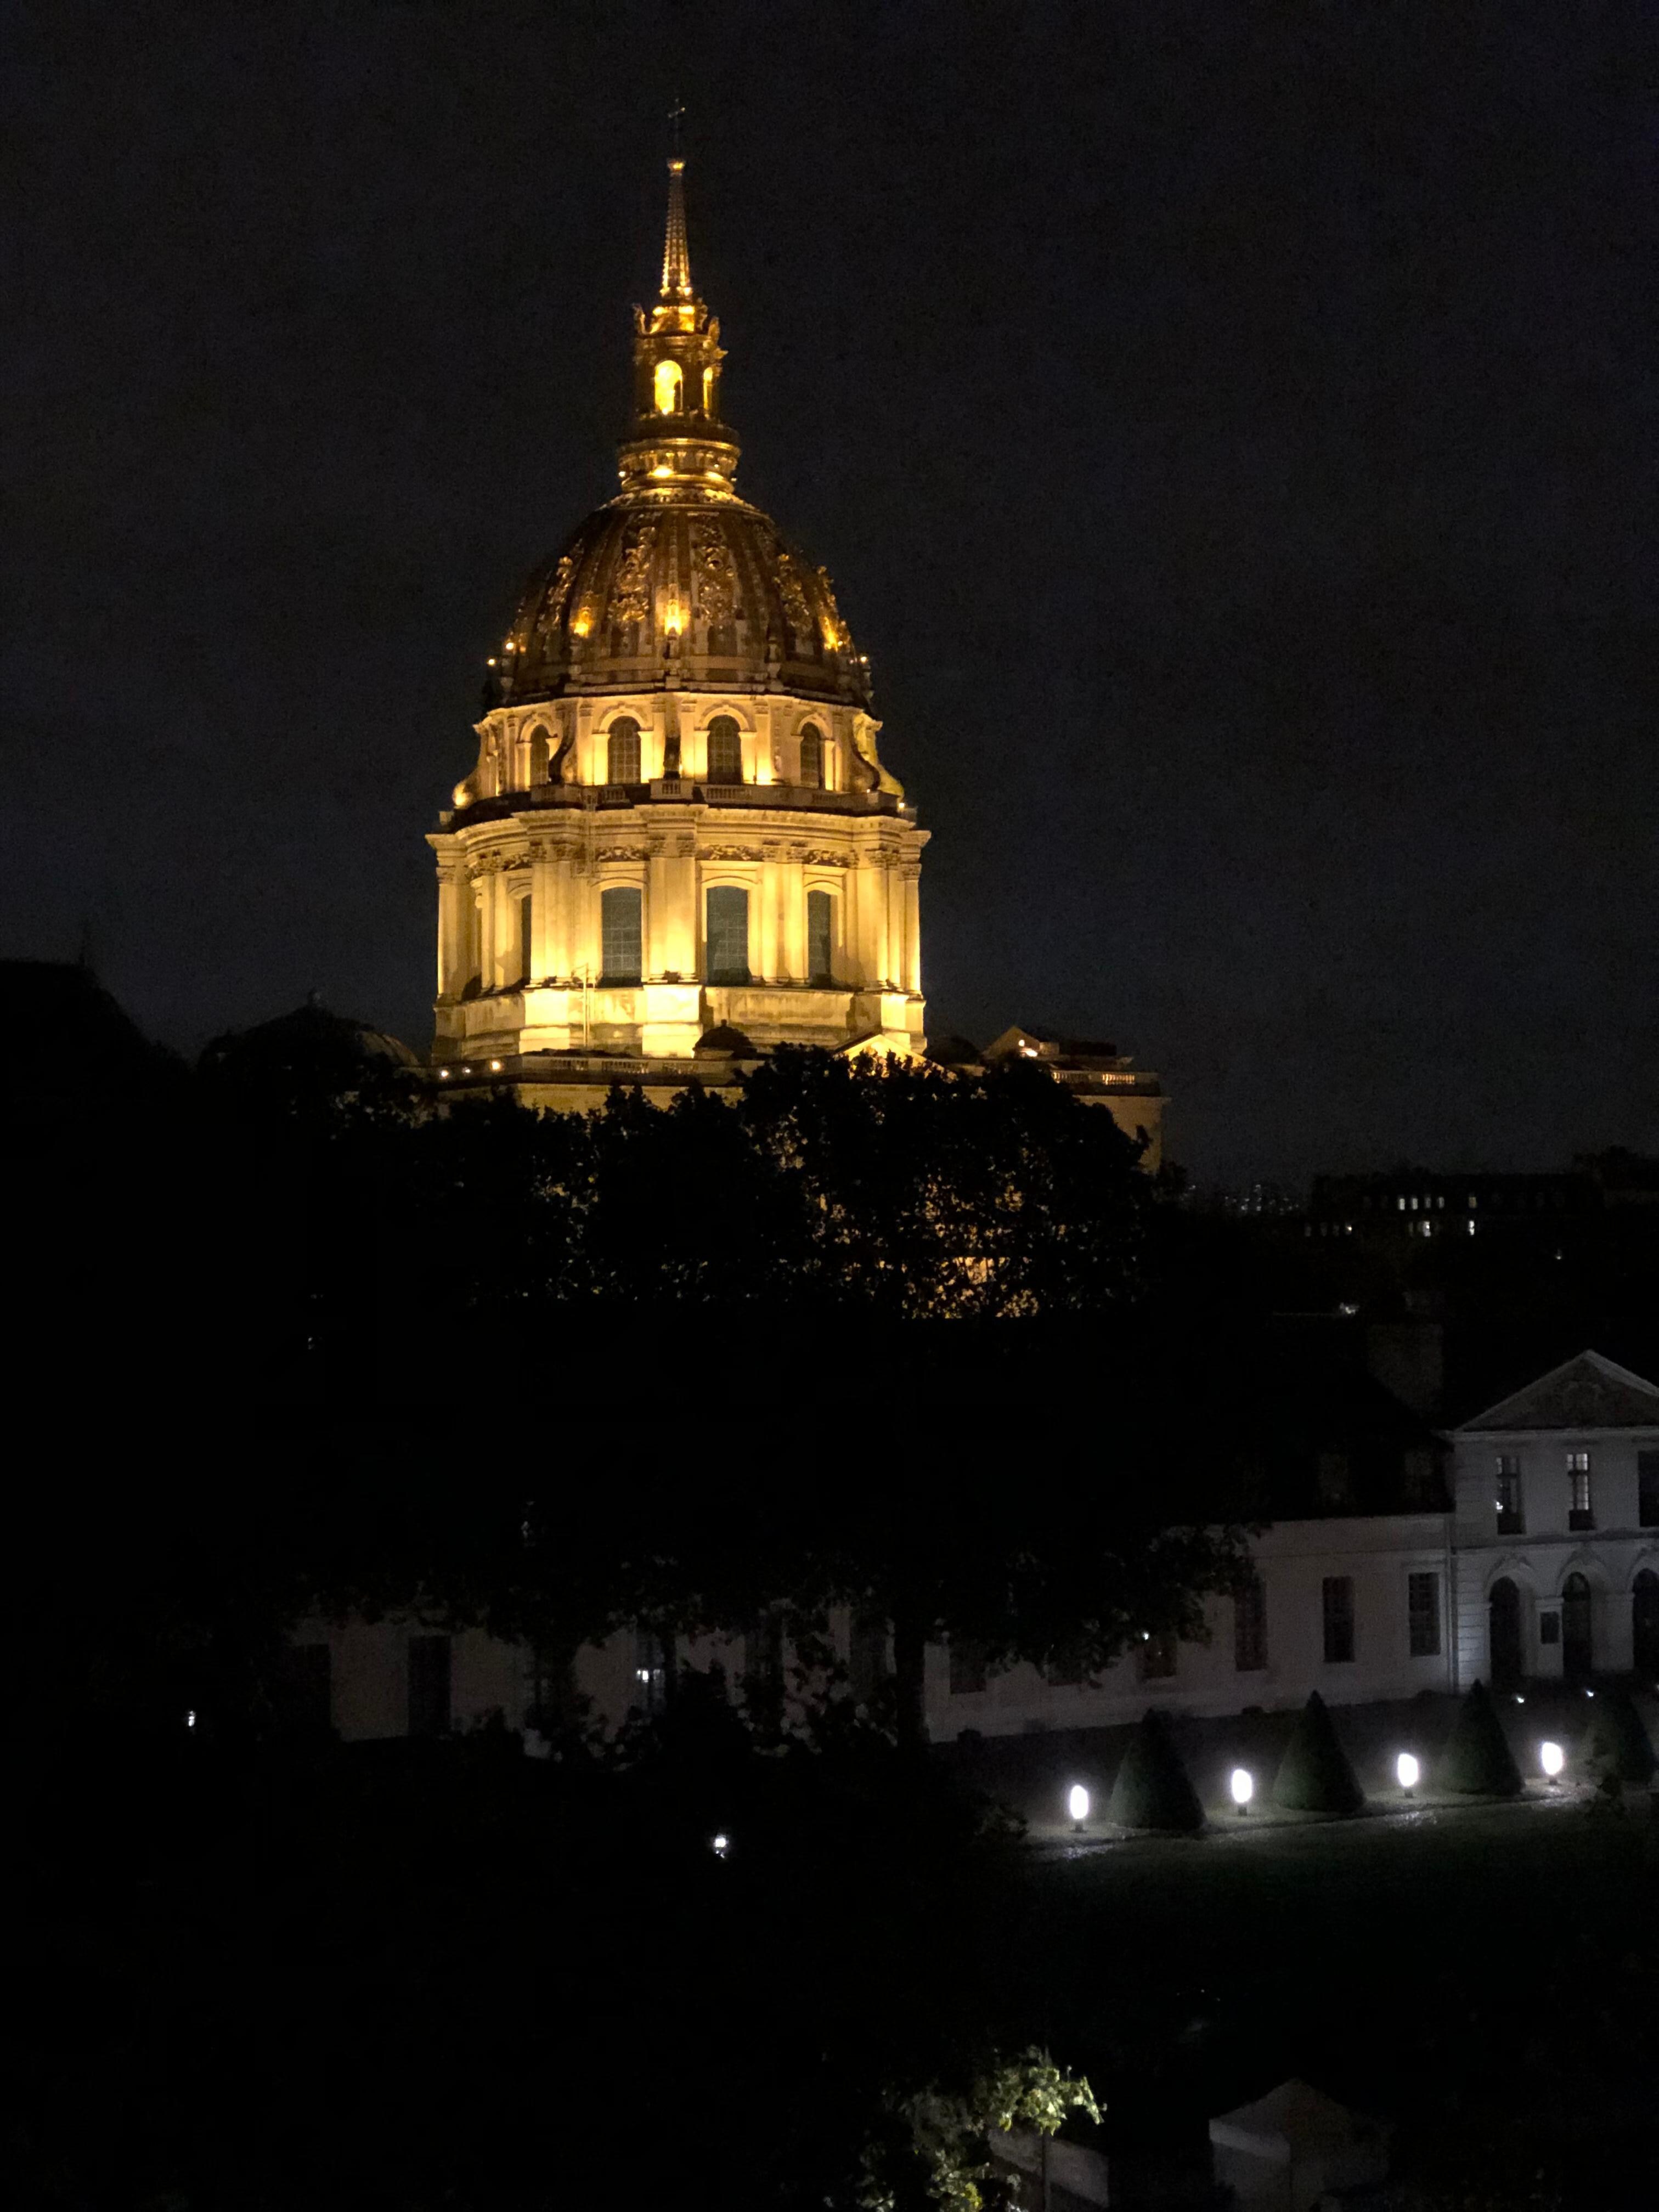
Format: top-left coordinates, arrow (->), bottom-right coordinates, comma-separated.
798,723 -> 824,789
606,717 -> 641,786
706,715 -> 743,784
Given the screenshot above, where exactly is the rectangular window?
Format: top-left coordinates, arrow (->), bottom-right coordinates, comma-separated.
1407,1571 -> 1441,1657
1639,1451 -> 1659,1530
1567,1449 -> 1594,1531
407,1634 -> 452,1738
746,1612 -> 785,1704
280,1643 -> 332,1735
948,1638 -> 988,1695
600,885 -> 643,982
1138,1630 -> 1177,1681
1322,1577 -> 1356,1664
806,888 -> 834,984
849,1612 -> 889,1705
606,719 -> 641,784
706,884 -> 750,983
517,889 -> 533,985
1495,1453 -> 1525,1534
1233,1576 -> 1268,1672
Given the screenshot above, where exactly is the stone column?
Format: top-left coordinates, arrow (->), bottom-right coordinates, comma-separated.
758,842 -> 782,980
902,862 -> 923,994
435,856 -> 464,997
782,845 -> 808,981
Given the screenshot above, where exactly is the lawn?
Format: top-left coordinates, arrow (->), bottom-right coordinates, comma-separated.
1018,1791 -> 1657,2206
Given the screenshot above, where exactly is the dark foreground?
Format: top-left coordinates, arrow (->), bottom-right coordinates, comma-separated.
16,1721 -> 1656,2210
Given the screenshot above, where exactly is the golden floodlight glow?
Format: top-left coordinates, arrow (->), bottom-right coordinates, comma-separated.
571,611 -> 591,637
654,359 -> 682,414
651,464 -> 672,478
664,600 -> 682,636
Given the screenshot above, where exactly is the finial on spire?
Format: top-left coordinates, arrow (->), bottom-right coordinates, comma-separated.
661,104 -> 693,301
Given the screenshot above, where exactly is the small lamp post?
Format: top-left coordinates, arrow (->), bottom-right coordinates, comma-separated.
1539,1741 -> 1565,1788
1067,1784 -> 1090,1832
1396,1752 -> 1419,1798
1229,1767 -> 1254,1816
710,1832 -> 730,1859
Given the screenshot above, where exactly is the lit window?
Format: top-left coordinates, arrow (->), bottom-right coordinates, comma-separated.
706,714 -> 743,782
798,722 -> 824,788
653,359 -> 682,414
1495,1454 -> 1525,1534
633,1625 -> 667,1714
606,716 -> 641,785
706,884 -> 750,983
1322,1576 -> 1356,1663
701,364 -> 716,412
1407,1572 -> 1441,1658
1567,1449 -> 1594,1531
1234,1575 -> 1268,1672
600,886 -> 642,983
806,888 -> 833,984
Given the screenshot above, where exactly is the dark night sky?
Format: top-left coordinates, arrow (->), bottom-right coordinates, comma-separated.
3,2 -> 1652,1184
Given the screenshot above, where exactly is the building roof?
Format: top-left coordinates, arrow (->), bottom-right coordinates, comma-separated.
488,156 -> 872,715
1457,1348 -> 1659,1434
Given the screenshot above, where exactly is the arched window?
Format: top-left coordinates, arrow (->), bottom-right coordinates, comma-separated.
701,365 -> 717,414
516,890 -> 533,985
806,888 -> 833,984
1634,1570 -> 1659,1678
798,723 -> 823,788
528,725 -> 551,785
600,886 -> 642,983
606,716 -> 641,786
706,885 -> 749,983
653,359 -> 682,415
1488,1577 -> 1522,1689
706,714 -> 743,783
1562,1572 -> 1594,1682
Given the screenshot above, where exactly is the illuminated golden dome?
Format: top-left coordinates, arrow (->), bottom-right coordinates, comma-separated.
492,155 -> 870,712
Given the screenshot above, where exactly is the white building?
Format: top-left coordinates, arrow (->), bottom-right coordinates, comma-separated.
1450,1349 -> 1659,1691
289,1349 -> 1659,1746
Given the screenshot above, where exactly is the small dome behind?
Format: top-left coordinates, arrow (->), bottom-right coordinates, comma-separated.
693,1023 -> 759,1059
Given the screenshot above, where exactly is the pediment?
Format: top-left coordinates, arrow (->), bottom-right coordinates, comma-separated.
1460,1350 -> 1659,1434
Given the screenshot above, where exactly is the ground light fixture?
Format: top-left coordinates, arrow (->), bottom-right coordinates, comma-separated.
1067,1784 -> 1090,1830
1230,1767 -> 1254,1814
710,1833 -> 730,1859
1396,1752 -> 1420,1796
1540,1741 -> 1565,1785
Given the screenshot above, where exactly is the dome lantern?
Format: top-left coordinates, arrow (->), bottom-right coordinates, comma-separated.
618,151 -> 737,495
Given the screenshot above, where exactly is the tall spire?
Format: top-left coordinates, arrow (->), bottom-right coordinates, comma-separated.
660,104 -> 693,301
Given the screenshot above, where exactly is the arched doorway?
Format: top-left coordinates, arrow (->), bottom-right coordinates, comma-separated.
1489,1578 -> 1522,1689
1562,1572 -> 1594,1683
1633,1570 -> 1659,1679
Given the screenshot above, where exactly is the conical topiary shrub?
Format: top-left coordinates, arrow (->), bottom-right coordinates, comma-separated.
1437,1679 -> 1523,1798
1106,1709 -> 1204,1833
1579,1688 -> 1657,1785
1272,1691 -> 1365,1815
